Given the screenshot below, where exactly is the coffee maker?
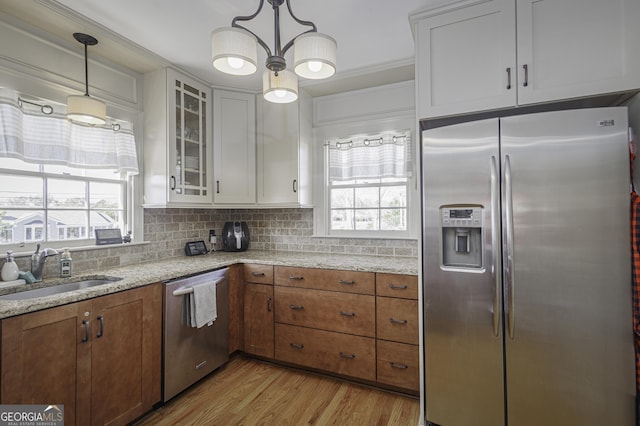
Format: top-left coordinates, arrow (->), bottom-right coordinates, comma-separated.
222,221 -> 249,252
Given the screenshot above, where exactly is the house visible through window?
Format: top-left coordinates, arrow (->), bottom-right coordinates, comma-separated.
327,131 -> 411,234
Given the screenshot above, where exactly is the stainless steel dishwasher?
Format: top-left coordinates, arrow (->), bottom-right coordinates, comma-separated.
163,268 -> 229,401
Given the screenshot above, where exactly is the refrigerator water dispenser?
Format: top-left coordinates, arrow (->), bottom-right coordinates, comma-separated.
440,206 -> 483,269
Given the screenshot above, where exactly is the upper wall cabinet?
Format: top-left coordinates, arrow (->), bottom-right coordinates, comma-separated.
411,0 -> 640,119
213,90 -> 256,205
143,68 -> 212,206
256,90 -> 312,207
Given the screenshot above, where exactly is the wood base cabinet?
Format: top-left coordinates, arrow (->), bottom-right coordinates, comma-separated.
244,265 -> 420,394
275,323 -> 375,382
243,264 -> 275,358
0,284 -> 162,426
376,340 -> 420,392
375,273 -> 420,393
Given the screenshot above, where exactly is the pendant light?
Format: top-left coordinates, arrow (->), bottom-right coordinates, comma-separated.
66,33 -> 107,125
211,0 -> 336,104
263,69 -> 298,103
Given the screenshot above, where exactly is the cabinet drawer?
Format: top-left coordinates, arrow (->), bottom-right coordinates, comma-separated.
375,273 -> 418,300
275,266 -> 374,295
377,340 -> 419,392
275,323 -> 375,381
376,297 -> 418,345
275,286 -> 375,337
244,264 -> 274,284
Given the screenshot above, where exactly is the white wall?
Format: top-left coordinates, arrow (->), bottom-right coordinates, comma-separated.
312,80 -> 418,237
0,15 -> 146,243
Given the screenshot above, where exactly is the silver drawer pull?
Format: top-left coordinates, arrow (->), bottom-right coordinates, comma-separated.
339,311 -> 356,317
290,343 -> 304,349
251,272 -> 266,277
389,283 -> 408,290
390,362 -> 408,369
389,317 -> 407,324
339,352 -> 356,359
289,275 -> 304,280
289,304 -> 304,310
339,279 -> 355,285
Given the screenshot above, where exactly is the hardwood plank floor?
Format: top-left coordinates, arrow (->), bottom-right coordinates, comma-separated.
133,356 -> 420,426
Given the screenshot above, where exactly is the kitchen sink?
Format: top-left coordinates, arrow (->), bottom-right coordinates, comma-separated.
0,276 -> 122,300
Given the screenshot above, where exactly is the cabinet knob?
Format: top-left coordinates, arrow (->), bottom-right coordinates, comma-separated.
339,352 -> 356,359
290,342 -> 304,349
522,64 -> 529,87
390,362 -> 408,369
389,317 -> 408,325
506,67 -> 512,90
170,176 -> 176,190
289,304 -> 304,310
293,179 -> 297,193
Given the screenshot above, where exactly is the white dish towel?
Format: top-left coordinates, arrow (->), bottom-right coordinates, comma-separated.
187,280 -> 217,328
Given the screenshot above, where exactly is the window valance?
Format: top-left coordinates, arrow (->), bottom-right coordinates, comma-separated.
328,130 -> 412,181
0,89 -> 139,175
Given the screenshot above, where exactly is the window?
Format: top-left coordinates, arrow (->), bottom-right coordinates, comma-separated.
0,159 -> 127,247
0,88 -> 138,249
327,131 -> 412,235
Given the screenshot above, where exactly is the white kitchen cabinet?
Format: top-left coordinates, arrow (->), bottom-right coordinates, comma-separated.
411,0 -> 640,119
516,0 -> 640,105
213,89 -> 256,205
413,0 -> 516,119
143,68 -> 212,206
256,90 -> 312,207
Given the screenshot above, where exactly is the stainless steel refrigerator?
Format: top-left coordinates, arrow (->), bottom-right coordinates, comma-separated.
421,107 -> 635,426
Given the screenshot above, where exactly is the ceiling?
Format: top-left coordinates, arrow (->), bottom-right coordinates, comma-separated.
0,0 -> 432,97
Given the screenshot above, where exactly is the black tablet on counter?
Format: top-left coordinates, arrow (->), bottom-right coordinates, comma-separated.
95,228 -> 123,245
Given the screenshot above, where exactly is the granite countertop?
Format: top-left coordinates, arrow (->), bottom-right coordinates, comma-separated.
0,250 -> 418,319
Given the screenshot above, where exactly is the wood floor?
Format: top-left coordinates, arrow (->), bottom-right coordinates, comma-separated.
133,356 -> 420,426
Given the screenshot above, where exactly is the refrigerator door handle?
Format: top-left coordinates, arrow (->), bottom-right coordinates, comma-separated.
490,156 -> 501,337
504,155 -> 516,339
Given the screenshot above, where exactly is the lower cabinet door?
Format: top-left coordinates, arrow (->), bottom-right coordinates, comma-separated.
90,284 -> 162,426
244,283 -> 274,358
376,340 -> 419,392
275,323 -> 375,381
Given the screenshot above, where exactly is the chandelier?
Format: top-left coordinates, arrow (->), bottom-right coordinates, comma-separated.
211,0 -> 337,103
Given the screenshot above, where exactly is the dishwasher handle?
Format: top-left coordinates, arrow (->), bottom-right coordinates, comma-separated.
172,277 -> 225,296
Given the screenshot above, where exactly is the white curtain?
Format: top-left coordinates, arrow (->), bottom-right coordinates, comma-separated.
0,89 -> 139,174
328,130 -> 412,180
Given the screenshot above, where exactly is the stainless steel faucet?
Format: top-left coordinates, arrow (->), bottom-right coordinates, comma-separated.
31,243 -> 59,282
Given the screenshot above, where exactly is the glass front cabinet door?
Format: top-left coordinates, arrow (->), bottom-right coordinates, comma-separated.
168,70 -> 212,203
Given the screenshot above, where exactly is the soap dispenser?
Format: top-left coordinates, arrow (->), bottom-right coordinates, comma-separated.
1,250 -> 19,282
60,248 -> 72,278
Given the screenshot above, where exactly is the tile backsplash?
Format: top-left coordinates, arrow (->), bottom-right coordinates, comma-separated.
15,208 -> 418,278
145,208 -> 418,258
